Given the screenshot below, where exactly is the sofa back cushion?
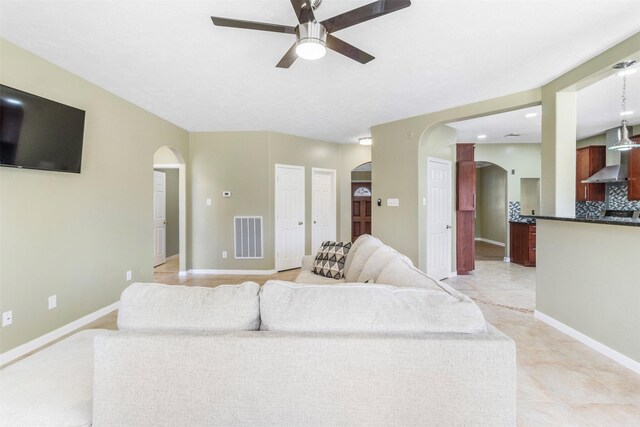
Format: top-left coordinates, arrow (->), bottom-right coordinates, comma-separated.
118,282 -> 261,331
357,245 -> 405,283
344,236 -> 384,282
377,258 -> 442,291
260,280 -> 486,334
342,234 -> 374,278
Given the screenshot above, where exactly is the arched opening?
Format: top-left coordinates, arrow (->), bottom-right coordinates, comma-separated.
153,145 -> 187,275
351,162 -> 372,241
474,161 -> 508,261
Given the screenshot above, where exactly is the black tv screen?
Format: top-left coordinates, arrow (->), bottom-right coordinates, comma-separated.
0,84 -> 85,173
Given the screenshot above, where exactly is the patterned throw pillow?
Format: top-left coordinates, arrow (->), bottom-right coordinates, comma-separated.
312,241 -> 353,279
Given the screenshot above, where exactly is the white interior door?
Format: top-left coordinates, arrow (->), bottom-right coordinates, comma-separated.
312,168 -> 336,252
153,171 -> 167,267
427,158 -> 452,280
275,164 -> 305,271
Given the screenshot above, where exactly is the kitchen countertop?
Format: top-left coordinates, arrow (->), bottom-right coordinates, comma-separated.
509,218 -> 536,224
523,215 -> 640,227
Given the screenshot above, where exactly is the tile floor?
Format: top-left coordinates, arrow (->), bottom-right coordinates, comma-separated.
12,252 -> 640,425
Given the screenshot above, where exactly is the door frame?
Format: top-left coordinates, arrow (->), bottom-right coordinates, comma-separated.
426,157 -> 452,279
275,164 -> 306,271
311,167 -> 337,252
153,160 -> 187,275
153,170 -> 167,267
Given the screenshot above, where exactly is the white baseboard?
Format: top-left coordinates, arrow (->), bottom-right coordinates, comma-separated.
189,269 -> 277,275
503,257 -> 511,263
448,271 -> 458,278
535,310 -> 640,375
0,301 -> 119,367
178,270 -> 189,277
474,237 -> 505,247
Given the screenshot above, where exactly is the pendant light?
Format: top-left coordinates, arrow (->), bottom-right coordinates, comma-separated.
609,61 -> 639,151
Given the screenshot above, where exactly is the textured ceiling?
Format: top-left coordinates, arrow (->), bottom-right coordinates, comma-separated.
1,0 -> 639,144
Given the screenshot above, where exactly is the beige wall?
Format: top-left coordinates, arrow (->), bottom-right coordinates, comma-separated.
371,90 -> 541,269
188,131 -> 363,270
0,39 -> 190,353
576,133 -> 606,149
475,165 -> 507,245
475,143 -> 541,201
537,220 -> 640,363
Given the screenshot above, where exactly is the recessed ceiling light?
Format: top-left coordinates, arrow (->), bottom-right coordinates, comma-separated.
477,135 -> 487,139
359,137 -> 372,145
525,112 -> 538,118
620,111 -> 635,116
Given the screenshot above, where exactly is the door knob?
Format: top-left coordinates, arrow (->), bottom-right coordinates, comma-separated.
313,220 -> 317,224
446,225 -> 451,229
298,221 -> 303,225
164,220 -> 168,225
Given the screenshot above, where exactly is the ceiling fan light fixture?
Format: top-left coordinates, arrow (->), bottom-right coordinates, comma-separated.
295,21 -> 327,60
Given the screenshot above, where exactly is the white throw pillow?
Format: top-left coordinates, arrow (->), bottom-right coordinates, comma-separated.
118,282 -> 261,331
344,237 -> 383,282
260,280 -> 486,334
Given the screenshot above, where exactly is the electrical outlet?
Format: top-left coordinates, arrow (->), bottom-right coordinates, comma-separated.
2,311 -> 12,327
48,295 -> 57,310
126,270 -> 132,281
206,198 -> 212,206
222,251 -> 228,259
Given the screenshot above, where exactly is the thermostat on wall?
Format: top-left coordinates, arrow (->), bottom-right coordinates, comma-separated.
222,191 -> 232,198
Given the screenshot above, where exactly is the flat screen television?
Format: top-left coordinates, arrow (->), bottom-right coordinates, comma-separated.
0,84 -> 86,173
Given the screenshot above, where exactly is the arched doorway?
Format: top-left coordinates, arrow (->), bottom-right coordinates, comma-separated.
474,161 -> 508,261
153,146 -> 187,275
351,162 -> 372,241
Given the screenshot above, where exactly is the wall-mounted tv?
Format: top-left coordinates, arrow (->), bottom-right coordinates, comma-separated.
0,84 -> 86,173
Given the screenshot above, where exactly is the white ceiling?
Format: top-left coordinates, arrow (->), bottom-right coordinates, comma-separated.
449,65 -> 640,143
1,0 -> 639,144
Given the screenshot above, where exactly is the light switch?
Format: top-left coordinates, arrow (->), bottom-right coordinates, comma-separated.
206,198 -> 212,206
387,198 -> 399,207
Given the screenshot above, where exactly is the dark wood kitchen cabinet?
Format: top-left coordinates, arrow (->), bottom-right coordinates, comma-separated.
456,144 -> 475,275
629,135 -> 640,201
576,146 -> 606,202
510,222 -> 536,267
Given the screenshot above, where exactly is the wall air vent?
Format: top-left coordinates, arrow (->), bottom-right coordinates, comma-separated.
234,216 -> 263,259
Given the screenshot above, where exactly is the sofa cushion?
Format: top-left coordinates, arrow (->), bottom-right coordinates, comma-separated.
295,270 -> 345,284
357,245 -> 401,283
344,236 -> 384,282
312,241 -> 352,279
260,280 -> 487,334
118,282 -> 261,331
343,234 -> 372,275
377,258 -> 442,291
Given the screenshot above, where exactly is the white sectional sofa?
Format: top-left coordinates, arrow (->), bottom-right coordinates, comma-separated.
0,235 -> 516,426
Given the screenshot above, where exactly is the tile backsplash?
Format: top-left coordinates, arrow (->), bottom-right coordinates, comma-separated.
575,183 -> 640,218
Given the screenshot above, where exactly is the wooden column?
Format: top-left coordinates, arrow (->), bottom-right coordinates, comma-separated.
456,144 -> 475,275
629,134 -> 640,201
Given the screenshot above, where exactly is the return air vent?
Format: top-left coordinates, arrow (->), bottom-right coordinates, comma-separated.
234,216 -> 263,259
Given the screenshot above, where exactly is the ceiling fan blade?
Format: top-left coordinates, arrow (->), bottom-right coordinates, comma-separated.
211,16 -> 296,34
321,0 -> 411,33
290,0 -> 316,24
276,43 -> 299,68
326,35 -> 374,64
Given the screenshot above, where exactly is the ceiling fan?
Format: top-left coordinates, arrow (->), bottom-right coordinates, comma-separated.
211,0 -> 411,68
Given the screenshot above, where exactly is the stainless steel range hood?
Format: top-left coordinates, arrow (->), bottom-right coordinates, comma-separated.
582,127 -> 630,184
582,162 -> 627,184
